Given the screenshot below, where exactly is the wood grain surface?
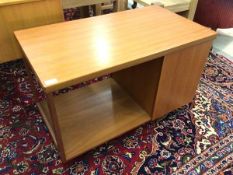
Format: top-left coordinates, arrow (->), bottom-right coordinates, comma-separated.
152,41 -> 212,120
113,58 -> 163,115
15,5 -> 216,93
0,0 -> 41,6
0,0 -> 64,63
39,79 -> 150,161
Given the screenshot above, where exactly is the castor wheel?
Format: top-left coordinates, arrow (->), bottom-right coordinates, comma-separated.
132,1 -> 137,9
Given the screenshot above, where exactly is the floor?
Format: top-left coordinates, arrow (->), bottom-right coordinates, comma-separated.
213,28 -> 233,62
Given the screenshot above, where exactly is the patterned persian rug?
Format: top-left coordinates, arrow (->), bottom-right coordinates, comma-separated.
1,9 -> 233,175
0,45 -> 232,175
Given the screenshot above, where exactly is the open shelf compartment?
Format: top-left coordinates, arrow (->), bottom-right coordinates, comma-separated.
38,78 -> 150,161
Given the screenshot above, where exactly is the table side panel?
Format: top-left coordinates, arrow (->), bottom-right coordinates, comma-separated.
113,57 -> 163,116
37,101 -> 58,146
152,41 -> 212,120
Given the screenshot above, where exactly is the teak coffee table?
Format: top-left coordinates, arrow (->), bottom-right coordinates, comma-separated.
15,6 -> 216,162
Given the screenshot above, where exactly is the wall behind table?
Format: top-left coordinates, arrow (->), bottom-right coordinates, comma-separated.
194,0 -> 233,30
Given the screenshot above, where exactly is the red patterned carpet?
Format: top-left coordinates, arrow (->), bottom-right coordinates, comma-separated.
0,48 -> 232,174
0,9 -> 233,175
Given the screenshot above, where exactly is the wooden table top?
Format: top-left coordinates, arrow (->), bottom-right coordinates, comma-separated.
15,6 -> 216,93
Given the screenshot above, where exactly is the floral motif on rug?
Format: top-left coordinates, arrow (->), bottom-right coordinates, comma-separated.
174,135 -> 233,175
0,48 -> 232,174
131,52 -> 233,175
201,51 -> 233,111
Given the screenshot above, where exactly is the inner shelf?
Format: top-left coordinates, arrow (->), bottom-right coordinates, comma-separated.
38,78 -> 150,161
